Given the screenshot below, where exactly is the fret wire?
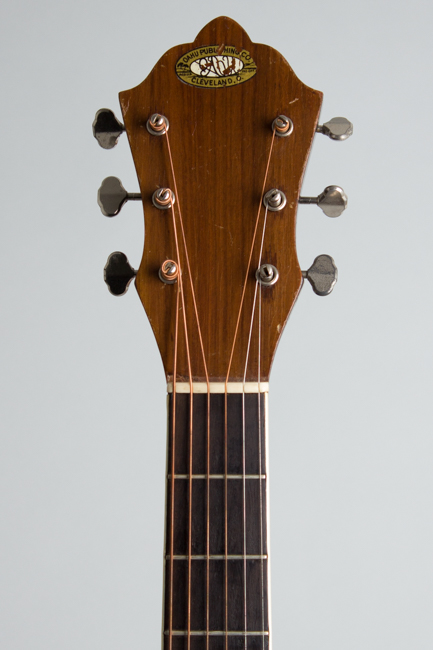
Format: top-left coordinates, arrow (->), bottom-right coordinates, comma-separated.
168,474 -> 266,479
167,555 -> 268,560
164,630 -> 269,636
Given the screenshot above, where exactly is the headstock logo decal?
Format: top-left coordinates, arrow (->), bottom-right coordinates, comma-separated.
175,46 -> 257,88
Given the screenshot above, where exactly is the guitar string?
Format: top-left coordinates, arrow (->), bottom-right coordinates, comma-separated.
224,128 -> 276,383
169,285 -> 180,650
166,123 -> 275,648
168,199 -> 194,650
165,129 -> 211,650
258,285 -> 265,650
224,129 -> 276,650
255,204 -> 271,650
241,204 -> 270,650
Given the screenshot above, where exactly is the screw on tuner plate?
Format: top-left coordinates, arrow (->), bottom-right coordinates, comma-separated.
92,109 -> 125,149
299,185 -> 347,218
97,176 -> 141,217
104,252 -> 137,296
302,255 -> 338,296
316,117 -> 353,141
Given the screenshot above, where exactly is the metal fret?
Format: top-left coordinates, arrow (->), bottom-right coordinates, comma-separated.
167,555 -> 267,560
168,474 -> 266,479
165,631 -> 269,636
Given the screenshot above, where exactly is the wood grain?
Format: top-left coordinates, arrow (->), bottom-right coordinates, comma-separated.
119,17 -> 322,381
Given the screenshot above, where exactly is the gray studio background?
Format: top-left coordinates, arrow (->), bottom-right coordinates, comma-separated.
1,1 -> 432,649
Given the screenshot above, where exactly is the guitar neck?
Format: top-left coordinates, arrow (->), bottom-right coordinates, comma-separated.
164,384 -> 270,650
94,15 -> 349,649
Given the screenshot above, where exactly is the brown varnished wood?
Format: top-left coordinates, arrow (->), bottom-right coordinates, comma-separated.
119,17 -> 322,382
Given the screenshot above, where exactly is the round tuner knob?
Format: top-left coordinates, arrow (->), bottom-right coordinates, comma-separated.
97,176 -> 141,217
302,254 -> 338,296
92,109 -> 125,149
104,252 -> 137,296
317,117 -> 353,141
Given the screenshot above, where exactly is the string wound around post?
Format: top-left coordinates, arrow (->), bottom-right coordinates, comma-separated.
272,115 -> 293,137
147,113 -> 169,136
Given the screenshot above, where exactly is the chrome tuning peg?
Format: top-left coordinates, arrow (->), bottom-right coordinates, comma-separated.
316,117 -> 353,141
92,109 -> 125,149
299,185 -> 347,218
104,252 -> 137,296
97,176 -> 141,217
302,255 -> 338,296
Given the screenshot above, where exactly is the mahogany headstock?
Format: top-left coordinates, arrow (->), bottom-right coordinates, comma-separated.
95,17 -> 350,383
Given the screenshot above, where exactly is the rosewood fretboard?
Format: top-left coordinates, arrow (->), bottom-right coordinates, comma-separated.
164,389 -> 269,650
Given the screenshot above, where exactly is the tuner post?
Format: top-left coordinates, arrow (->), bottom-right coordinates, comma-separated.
152,188 -> 175,210
272,115 -> 294,138
159,260 -> 179,284
263,189 -> 287,212
147,113 -> 169,136
256,264 -> 279,287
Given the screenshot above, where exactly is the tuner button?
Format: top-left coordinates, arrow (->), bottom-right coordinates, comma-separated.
302,255 -> 338,296
317,117 -> 353,140
317,185 -> 347,218
104,252 -> 137,296
299,185 -> 347,218
92,109 -> 125,149
97,176 -> 141,217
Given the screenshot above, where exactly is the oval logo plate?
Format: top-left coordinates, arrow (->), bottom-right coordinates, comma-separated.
176,46 -> 257,88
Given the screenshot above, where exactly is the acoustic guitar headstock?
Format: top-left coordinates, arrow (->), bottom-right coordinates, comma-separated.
93,17 -> 352,384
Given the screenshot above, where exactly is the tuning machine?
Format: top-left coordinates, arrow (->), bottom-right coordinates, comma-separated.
302,255 -> 338,296
299,185 -> 347,218
316,117 -> 353,141
104,252 -> 137,296
97,176 -> 141,217
93,109 -> 125,149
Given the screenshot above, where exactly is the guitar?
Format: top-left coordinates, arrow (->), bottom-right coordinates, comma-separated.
93,16 -> 351,650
